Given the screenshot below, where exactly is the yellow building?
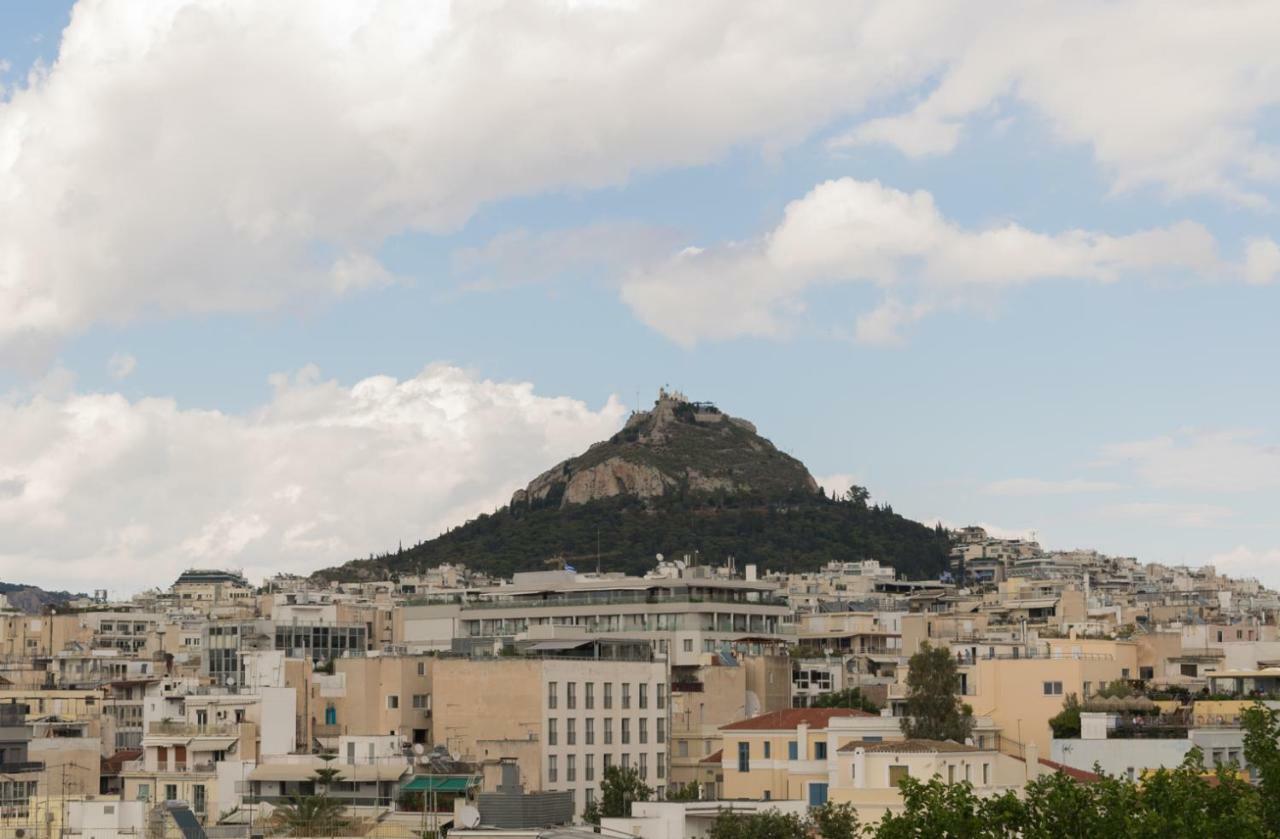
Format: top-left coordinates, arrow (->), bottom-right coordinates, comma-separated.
719,708 -> 874,804
314,654 -> 433,746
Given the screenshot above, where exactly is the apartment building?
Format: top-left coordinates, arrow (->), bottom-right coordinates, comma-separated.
315,653 -> 435,746
432,650 -> 668,812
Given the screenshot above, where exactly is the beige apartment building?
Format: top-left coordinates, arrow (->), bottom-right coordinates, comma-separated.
432,653 -> 669,813
719,708 -> 875,803
314,653 -> 434,746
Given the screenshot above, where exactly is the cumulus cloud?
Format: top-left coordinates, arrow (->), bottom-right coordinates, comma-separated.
983,478 -> 1123,496
0,365 -> 626,592
1102,429 -> 1280,493
1245,238 -> 1280,285
814,473 -> 863,499
2,1 -> 1276,356
1101,501 -> 1235,528
622,178 -> 1224,345
1207,546 -> 1280,583
831,1 -> 1280,204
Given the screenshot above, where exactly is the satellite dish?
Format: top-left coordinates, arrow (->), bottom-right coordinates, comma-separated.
459,806 -> 481,829
413,743 -> 425,755
225,676 -> 238,687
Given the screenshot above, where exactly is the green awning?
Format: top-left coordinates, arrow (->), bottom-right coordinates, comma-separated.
401,776 -> 475,793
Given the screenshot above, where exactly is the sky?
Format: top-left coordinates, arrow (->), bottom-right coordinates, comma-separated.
1,0 -> 1278,595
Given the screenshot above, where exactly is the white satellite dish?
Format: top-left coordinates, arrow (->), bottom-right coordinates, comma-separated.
225,675 -> 237,687
458,806 -> 481,829
413,743 -> 425,755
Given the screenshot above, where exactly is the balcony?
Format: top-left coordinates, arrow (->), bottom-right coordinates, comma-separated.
671,681 -> 704,693
0,761 -> 44,773
148,721 -> 236,737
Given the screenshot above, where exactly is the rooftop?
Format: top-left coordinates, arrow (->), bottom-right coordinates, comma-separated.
721,708 -> 873,731
837,738 -> 986,754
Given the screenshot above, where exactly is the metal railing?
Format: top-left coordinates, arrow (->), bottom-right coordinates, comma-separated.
148,721 -> 237,736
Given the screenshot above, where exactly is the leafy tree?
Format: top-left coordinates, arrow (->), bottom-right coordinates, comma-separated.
812,687 -> 880,713
665,780 -> 701,801
843,486 -> 871,509
874,776 -> 1022,838
900,642 -> 974,743
809,801 -> 860,839
1243,701 -> 1280,835
597,765 -> 651,819
312,753 -> 343,792
1048,693 -> 1082,738
707,809 -> 808,839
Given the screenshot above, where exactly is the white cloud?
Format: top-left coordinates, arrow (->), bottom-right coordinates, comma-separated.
1245,238 -> 1280,285
814,473 -> 862,499
622,178 -> 1223,345
0,364 -> 626,592
1102,429 -> 1280,493
831,1 -> 1280,204
1207,546 -> 1280,584
2,1 -> 1275,357
983,478 -> 1122,496
106,352 -> 137,380
1102,501 -> 1235,528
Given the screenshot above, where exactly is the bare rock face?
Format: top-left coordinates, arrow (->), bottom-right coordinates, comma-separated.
509,389 -> 819,509
562,457 -> 674,504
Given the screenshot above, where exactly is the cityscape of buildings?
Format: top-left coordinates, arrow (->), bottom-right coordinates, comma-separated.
0,530 -> 1276,837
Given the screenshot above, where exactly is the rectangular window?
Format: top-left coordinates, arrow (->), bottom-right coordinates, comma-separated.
622,683 -> 631,709
548,682 -> 558,709
548,755 -> 557,783
412,694 -> 427,709
622,718 -> 631,745
567,682 -> 577,710
788,741 -> 798,761
678,739 -> 689,757
639,684 -> 648,709
888,765 -> 909,786
657,684 -> 666,709
567,755 -> 576,782
737,742 -> 750,773
604,683 -> 613,710
639,753 -> 648,779
1042,681 -> 1063,696
548,718 -> 557,746
683,639 -> 693,653
165,784 -> 178,802
604,754 -> 613,771
386,695 -> 399,709
764,741 -> 771,759
137,784 -> 150,802
193,785 -> 206,814
814,742 -> 827,760
983,763 -> 990,785
622,753 -> 631,770
657,753 -> 665,779
657,718 -> 665,744
586,718 -> 595,745
417,662 -> 426,676
586,754 -> 595,781
948,764 -> 955,783
567,718 -> 576,746
639,718 -> 648,744
604,718 -> 613,745
1140,666 -> 1154,680
585,682 -> 595,710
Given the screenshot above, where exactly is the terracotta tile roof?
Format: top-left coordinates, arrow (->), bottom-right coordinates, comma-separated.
721,708 -> 874,731
101,749 -> 143,774
1007,754 -> 1101,783
700,750 -> 723,764
837,738 -> 984,754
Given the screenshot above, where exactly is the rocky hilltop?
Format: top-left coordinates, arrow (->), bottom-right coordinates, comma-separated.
313,389 -> 950,583
512,390 -> 818,509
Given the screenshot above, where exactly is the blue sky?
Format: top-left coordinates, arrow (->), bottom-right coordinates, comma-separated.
1,1 -> 1278,593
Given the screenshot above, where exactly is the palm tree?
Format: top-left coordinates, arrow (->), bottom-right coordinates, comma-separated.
270,795 -> 349,837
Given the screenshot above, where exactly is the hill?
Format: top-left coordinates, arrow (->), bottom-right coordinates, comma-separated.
0,582 -> 81,613
314,390 -> 950,582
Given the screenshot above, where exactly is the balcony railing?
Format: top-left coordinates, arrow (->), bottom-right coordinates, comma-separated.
0,761 -> 44,773
148,721 -> 236,736
460,593 -> 788,611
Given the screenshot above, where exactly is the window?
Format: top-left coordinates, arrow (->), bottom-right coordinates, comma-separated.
1181,663 -> 1198,677
788,741 -> 798,761
1140,666 -> 1154,680
586,718 -> 595,745
683,639 -> 693,653
639,718 -> 648,744
548,718 -> 558,746
657,718 -> 665,744
604,683 -> 613,709
567,718 -> 576,746
412,694 -> 428,709
639,684 -> 648,709
165,784 -> 178,802
622,683 -> 631,709
888,765 -> 909,786
983,763 -> 990,785
387,695 -> 399,709
567,682 -> 577,709
567,755 -> 576,782
548,756 -> 558,783
622,718 -> 631,745
604,754 -> 613,771
137,784 -> 150,802
639,753 -> 648,778
947,764 -> 955,783
737,742 -> 750,773
763,741 -> 771,759
193,785 -> 206,814
548,682 -> 558,709
657,684 -> 666,709
1083,682 -> 1092,698
814,742 -> 827,760
657,753 -> 665,779
585,682 -> 595,709
1121,668 -> 1130,679
622,753 -> 631,770
586,754 -> 595,781
604,718 -> 613,745
678,739 -> 689,757
1043,681 -> 1063,696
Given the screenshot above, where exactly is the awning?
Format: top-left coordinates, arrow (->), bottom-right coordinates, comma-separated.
525,640 -> 591,651
400,776 -> 476,793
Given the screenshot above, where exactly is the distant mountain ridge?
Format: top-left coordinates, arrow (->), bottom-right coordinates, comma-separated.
314,391 -> 949,582
0,582 -> 81,613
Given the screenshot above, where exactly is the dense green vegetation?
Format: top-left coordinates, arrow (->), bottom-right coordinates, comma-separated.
902,642 -> 976,743
314,487 -> 950,582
